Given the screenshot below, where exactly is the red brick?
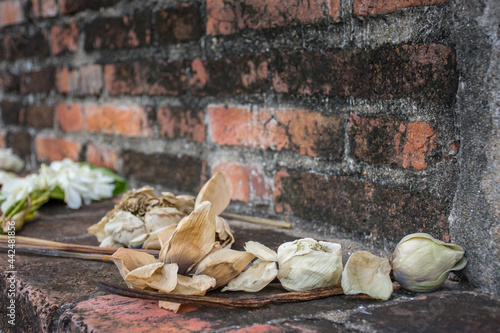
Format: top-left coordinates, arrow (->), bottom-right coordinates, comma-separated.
23,105 -> 54,128
273,170 -> 449,241
3,30 -> 50,59
213,162 -> 271,203
55,103 -> 83,132
349,114 -> 438,171
32,0 -> 58,17
56,65 -> 102,95
272,45 -> 458,103
207,0 -> 339,35
208,105 -> 343,159
60,0 -> 120,14
21,69 -> 55,94
104,61 -> 187,96
35,137 -> 81,162
51,23 -> 79,55
85,104 -> 151,137
123,151 -> 205,193
84,11 -> 151,51
86,144 -> 119,171
156,3 -> 204,43
0,0 -> 24,28
189,55 -> 268,96
157,107 -> 206,142
354,0 -> 448,17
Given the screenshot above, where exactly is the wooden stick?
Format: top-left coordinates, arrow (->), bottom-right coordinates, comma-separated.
97,281 -> 344,308
0,235 -> 159,256
221,213 -> 292,229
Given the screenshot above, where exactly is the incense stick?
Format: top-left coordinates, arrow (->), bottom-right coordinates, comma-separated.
0,235 -> 159,256
221,213 -> 292,229
98,281 -> 344,308
0,243 -> 107,261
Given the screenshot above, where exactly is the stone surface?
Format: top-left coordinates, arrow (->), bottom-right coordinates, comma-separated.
0,200 -> 497,332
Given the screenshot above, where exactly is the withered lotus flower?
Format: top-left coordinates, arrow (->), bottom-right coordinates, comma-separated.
195,172 -> 231,216
108,200 -> 253,312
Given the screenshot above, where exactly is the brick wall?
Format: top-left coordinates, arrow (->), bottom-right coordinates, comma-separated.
0,0 -> 460,246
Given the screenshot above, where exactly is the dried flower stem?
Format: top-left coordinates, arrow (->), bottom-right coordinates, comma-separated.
97,281 -> 344,308
0,243 -> 107,261
221,213 -> 292,229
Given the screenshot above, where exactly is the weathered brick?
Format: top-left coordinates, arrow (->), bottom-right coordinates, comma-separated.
56,65 -> 102,95
156,3 -> 204,43
51,23 -> 79,55
85,104 -> 152,137
1,100 -> 22,125
0,0 -> 24,28
3,30 -> 50,59
23,105 -> 54,128
349,114 -> 438,171
208,105 -> 343,159
55,103 -> 83,132
104,61 -> 187,96
157,107 -> 205,143
213,162 -> 271,203
272,45 -> 458,103
190,55 -> 268,96
60,0 -> 119,14
122,151 -> 205,193
85,11 -> 151,51
0,72 -> 18,91
7,131 -> 31,160
86,144 -> 119,171
354,0 -> 448,17
273,170 -> 449,241
32,0 -> 58,17
21,69 -> 55,94
207,0 -> 339,35
35,136 -> 81,162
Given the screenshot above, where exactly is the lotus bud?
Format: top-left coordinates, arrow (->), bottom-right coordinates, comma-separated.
341,251 -> 393,300
277,238 -> 342,291
391,233 -> 467,292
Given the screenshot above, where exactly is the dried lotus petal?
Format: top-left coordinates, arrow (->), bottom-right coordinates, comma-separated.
125,263 -> 178,293
160,192 -> 177,206
216,216 -> 235,248
341,251 -> 393,300
194,248 -> 255,288
99,235 -> 125,248
195,172 -> 231,216
109,248 -> 158,287
175,195 -> 195,215
143,224 -> 177,250
244,241 -> 277,262
144,207 -> 184,232
129,233 -> 149,248
160,201 -> 216,274
104,210 -> 147,247
88,209 -> 115,242
222,259 -> 278,292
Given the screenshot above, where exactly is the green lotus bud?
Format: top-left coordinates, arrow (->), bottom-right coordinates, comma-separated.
391,233 -> 467,292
